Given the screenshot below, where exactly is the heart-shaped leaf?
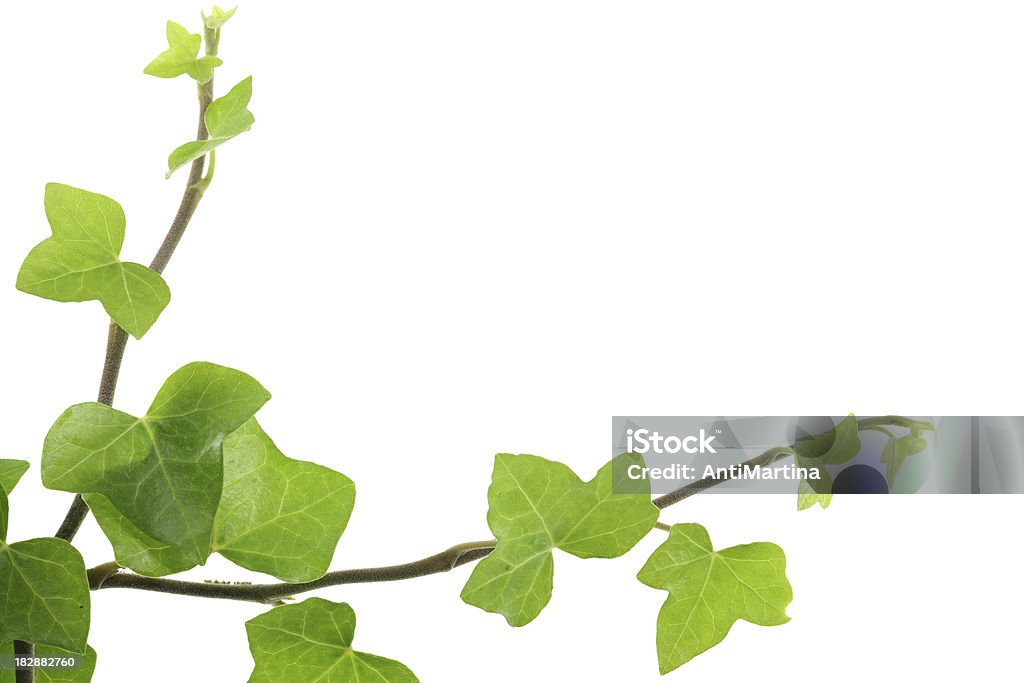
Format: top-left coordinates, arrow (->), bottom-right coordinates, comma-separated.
16,184 -> 171,339
461,452 -> 658,626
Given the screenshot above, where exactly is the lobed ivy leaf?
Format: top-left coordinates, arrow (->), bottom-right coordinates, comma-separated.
16,184 -> 171,339
0,461 -> 29,494
0,488 -> 91,653
794,414 -> 860,510
0,642 -> 97,683
144,21 -> 222,83
41,362 -> 270,563
203,5 -> 237,30
245,598 -> 419,682
881,434 -> 928,485
212,419 -> 356,582
166,76 -> 254,177
637,523 -> 792,674
84,419 -> 356,581
461,452 -> 659,626
797,475 -> 832,510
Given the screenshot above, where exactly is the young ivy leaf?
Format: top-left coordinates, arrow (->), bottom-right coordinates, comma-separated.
41,362 -> 270,564
0,488 -> 91,653
794,414 -> 860,510
144,21 -> 222,83
637,523 -> 793,674
212,419 -> 356,582
245,598 -> 419,682
461,452 -> 658,626
84,419 -> 356,582
0,460 -> 29,495
0,642 -> 98,683
881,434 -> 928,485
16,184 -> 171,339
166,76 -> 254,177
203,5 -> 238,30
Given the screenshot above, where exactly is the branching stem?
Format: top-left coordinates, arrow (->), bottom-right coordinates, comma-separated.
53,41 -> 218,545
84,415 -> 921,604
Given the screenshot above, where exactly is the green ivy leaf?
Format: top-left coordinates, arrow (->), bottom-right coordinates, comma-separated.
84,494 -> 196,578
41,362 -> 270,563
881,434 -> 928,485
796,475 -> 832,510
85,419 -> 355,581
144,21 -> 222,83
461,452 -> 658,626
794,414 -> 860,510
213,419 -> 356,582
0,642 -> 97,683
0,460 -> 29,494
166,76 -> 254,177
245,598 -> 419,682
637,523 -> 792,674
203,5 -> 237,30
0,488 -> 91,652
16,184 -> 171,339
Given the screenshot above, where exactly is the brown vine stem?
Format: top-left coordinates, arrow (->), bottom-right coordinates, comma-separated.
53,32 -> 218,545
28,31 -> 222,683
84,416 -> 927,605
85,444 -> 800,603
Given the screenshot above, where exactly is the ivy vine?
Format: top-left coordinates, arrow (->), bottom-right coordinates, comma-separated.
0,8 -> 934,682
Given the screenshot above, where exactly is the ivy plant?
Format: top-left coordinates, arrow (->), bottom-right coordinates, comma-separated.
2,8 -> 935,682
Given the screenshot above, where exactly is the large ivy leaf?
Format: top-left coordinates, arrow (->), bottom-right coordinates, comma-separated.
0,642 -> 97,683
84,419 -> 355,581
881,434 -> 928,485
166,76 -> 254,177
794,414 -> 860,510
245,598 -> 418,682
144,21 -> 222,83
0,488 -> 90,653
41,362 -> 270,563
461,452 -> 658,626
16,184 -> 171,339
638,523 -> 792,674
0,460 -> 29,494
213,419 -> 355,582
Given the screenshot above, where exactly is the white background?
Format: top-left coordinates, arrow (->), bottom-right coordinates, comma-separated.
1,1 -> 1022,681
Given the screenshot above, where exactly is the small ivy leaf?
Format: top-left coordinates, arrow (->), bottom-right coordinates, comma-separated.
794,414 -> 860,466
166,76 -> 254,177
0,642 -> 98,682
144,21 -> 222,83
84,494 -> 197,577
16,184 -> 171,339
637,523 -> 792,674
41,362 -> 270,564
794,415 -> 859,510
881,435 -> 928,486
0,490 -> 91,653
245,598 -> 419,682
213,419 -> 356,582
797,475 -> 832,510
0,460 -> 29,495
203,5 -> 237,30
461,452 -> 658,626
